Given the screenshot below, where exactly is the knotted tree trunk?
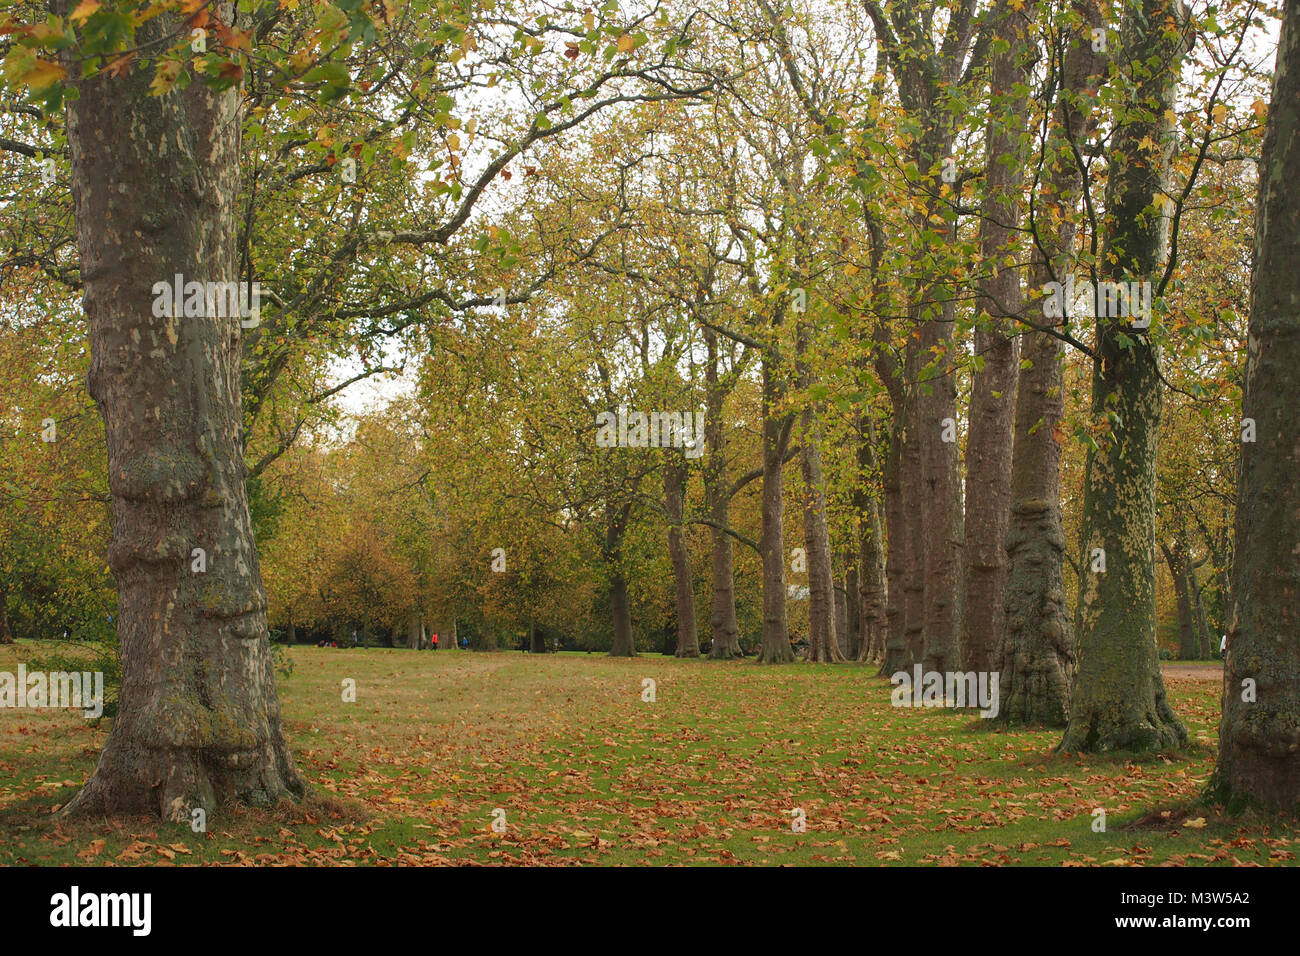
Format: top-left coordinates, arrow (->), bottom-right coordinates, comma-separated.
1213,0 -> 1300,812
999,2 -> 1105,727
60,9 -> 305,819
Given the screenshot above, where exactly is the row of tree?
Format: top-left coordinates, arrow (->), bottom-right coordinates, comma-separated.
0,0 -> 1294,814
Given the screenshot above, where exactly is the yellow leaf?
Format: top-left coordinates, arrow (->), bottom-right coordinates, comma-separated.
69,0 -> 101,25
149,60 -> 181,96
23,58 -> 65,91
617,34 -> 635,53
584,11 -> 595,31
1183,817 -> 1208,829
447,133 -> 460,151
1211,103 -> 1227,125
1251,98 -> 1267,120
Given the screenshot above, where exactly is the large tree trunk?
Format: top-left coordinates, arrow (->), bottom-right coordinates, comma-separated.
999,5 -> 1104,727
703,331 -> 742,659
962,0 -> 1033,675
406,613 -> 422,650
854,411 -> 887,664
1002,320 -> 1075,726
915,300 -> 962,675
1060,0 -> 1189,754
1213,0 -> 1300,812
878,400 -> 912,673
59,10 -> 305,819
758,358 -> 795,664
664,458 -> 700,657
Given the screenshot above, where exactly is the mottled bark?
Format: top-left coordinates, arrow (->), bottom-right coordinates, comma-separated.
962,0 -> 1033,675
1213,0 -> 1300,812
59,10 -> 306,819
665,458 -> 700,657
1060,0 -> 1189,754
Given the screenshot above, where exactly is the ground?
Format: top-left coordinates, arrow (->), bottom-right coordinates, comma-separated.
0,644 -> 1295,866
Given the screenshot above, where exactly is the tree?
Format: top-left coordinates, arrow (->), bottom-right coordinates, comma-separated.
961,0 -> 1034,674
999,2 -> 1104,727
1060,0 -> 1189,753
56,6 -> 305,817
1212,0 -> 1300,812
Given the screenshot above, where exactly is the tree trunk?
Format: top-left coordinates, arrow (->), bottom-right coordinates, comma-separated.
962,0 -> 1033,675
1213,0 -> 1300,812
844,559 -> 861,659
530,619 -> 547,654
0,591 -> 13,645
704,331 -> 742,659
664,458 -> 700,657
1060,0 -> 1189,754
999,5 -> 1105,727
878,401 -> 911,673
758,358 -> 795,663
857,411 -> 889,665
901,398 -> 927,668
59,11 -> 305,819
406,613 -> 422,650
915,300 -> 962,675
1162,535 -> 1197,660
608,574 -> 635,656
1190,570 -> 1212,659
798,373 -> 842,662
604,496 -> 636,657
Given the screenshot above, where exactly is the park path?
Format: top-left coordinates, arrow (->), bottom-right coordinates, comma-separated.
1161,662 -> 1223,681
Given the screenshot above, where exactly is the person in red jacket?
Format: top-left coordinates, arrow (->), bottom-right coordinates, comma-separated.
431,632 -> 439,652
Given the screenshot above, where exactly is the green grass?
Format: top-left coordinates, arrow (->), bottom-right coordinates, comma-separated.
0,642 -> 1294,866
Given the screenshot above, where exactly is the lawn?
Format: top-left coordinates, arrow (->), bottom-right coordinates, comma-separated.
1,643 -> 1295,866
